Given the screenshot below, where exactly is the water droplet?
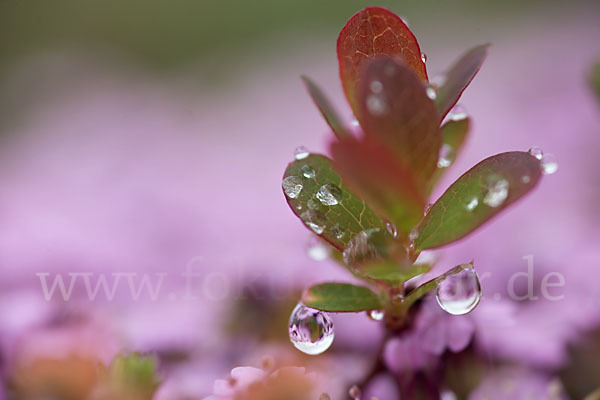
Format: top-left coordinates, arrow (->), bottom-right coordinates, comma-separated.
528,146 -> 543,160
307,198 -> 320,210
350,119 -> 360,127
366,95 -> 388,116
448,105 -> 468,121
441,390 -> 458,400
301,165 -> 315,178
437,144 -> 454,168
349,385 -> 362,400
425,84 -> 437,100
300,210 -> 327,234
343,228 -> 386,272
385,221 -> 398,238
421,52 -> 427,63
409,227 -> 419,241
369,80 -> 383,94
316,184 -> 343,206
367,309 -> 384,321
436,266 -> 481,315
465,197 -> 479,211
331,224 -> 345,240
294,146 -> 310,160
288,303 -> 334,355
424,203 -> 433,216
541,153 -> 558,175
521,175 -> 531,184
483,176 -> 509,208
307,237 -> 329,261
282,176 -> 303,199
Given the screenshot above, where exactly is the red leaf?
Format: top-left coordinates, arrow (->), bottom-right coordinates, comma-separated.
330,135 -> 425,236
337,7 -> 427,115
356,57 -> 441,188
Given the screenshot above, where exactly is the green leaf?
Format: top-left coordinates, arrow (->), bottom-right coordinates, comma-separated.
361,261 -> 430,285
428,117 -> 471,193
301,75 -> 350,140
415,151 -> 542,251
100,353 -> 161,399
302,282 -> 382,312
330,136 -> 425,236
283,153 -> 386,251
337,7 -> 427,116
435,44 -> 490,120
356,57 -> 441,188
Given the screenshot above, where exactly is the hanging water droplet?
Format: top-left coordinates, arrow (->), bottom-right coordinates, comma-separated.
465,197 -> 479,211
369,80 -> 383,94
300,210 -> 327,234
437,144 -> 454,168
282,176 -> 303,199
385,221 -> 398,238
425,84 -> 437,100
301,164 -> 316,179
448,105 -> 468,121
316,184 -> 343,206
528,146 -> 543,160
307,237 -> 329,261
348,385 -> 362,400
436,266 -> 482,315
288,303 -> 334,355
294,146 -> 310,160
541,153 -> 558,175
421,52 -> 427,63
367,309 -> 384,321
366,95 -> 388,116
483,176 -> 509,208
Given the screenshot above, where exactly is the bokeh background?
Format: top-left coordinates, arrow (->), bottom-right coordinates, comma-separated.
1,0 -> 599,398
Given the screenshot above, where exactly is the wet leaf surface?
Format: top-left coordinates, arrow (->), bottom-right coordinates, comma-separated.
428,117 -> 471,193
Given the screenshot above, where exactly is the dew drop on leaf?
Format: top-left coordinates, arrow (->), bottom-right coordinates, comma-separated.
301,164 -> 316,178
528,146 -> 543,160
385,221 -> 398,238
421,52 -> 428,63
300,210 -> 327,234
424,203 -> 433,216
294,146 -> 310,160
316,184 -> 343,206
409,227 -> 419,241
437,144 -> 454,168
282,176 -> 303,199
366,94 -> 389,116
521,175 -> 531,184
342,228 -> 385,272
436,266 -> 481,315
425,83 -> 437,100
331,223 -> 346,240
448,104 -> 468,121
288,303 -> 334,355
367,309 -> 384,321
540,153 -> 558,175
307,237 -> 329,261
369,80 -> 383,93
483,176 -> 509,208
465,197 -> 479,211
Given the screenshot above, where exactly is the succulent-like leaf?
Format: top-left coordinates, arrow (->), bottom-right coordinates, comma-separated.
337,7 -> 427,115
330,136 -> 425,236
302,282 -> 382,312
356,57 -> 441,187
301,75 -> 350,139
435,44 -> 490,120
283,154 -> 386,251
414,151 -> 542,251
428,117 -> 471,193
361,261 -> 430,285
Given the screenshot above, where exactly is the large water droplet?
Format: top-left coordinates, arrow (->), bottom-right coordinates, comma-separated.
288,303 -> 334,355
307,237 -> 329,261
436,266 -> 482,315
294,146 -> 310,160
448,104 -> 468,121
301,165 -> 315,178
528,146 -> 543,160
421,52 -> 428,63
367,309 -> 384,321
316,184 -> 343,206
541,153 -> 558,175
366,95 -> 388,116
282,176 -> 303,199
300,210 -> 327,234
425,84 -> 437,100
465,197 -> 479,211
483,176 -> 509,208
437,144 -> 454,168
